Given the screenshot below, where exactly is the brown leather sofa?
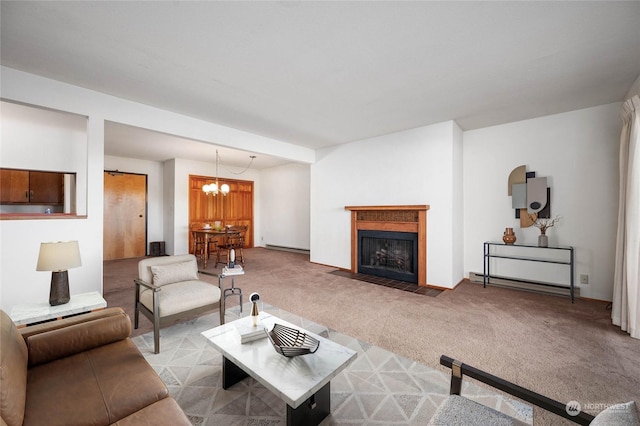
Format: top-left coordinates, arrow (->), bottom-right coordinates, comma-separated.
0,307 -> 191,426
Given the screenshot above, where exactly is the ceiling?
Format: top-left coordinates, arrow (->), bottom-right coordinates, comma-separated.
2,1 -> 639,167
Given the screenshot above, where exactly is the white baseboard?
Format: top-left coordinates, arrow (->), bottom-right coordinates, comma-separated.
264,244 -> 310,255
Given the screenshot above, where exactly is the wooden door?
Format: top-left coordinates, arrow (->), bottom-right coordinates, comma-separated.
189,175 -> 254,251
103,172 -> 147,260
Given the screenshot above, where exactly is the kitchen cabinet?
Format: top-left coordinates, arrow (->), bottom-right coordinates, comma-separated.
0,169 -> 29,203
0,169 -> 64,205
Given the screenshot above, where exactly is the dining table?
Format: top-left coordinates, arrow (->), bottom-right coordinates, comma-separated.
193,227 -> 241,269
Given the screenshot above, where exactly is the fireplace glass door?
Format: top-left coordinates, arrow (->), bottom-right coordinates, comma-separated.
358,230 -> 418,283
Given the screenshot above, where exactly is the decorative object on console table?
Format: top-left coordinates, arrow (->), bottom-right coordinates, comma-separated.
502,227 -> 516,245
36,240 -> 82,306
532,215 -> 562,248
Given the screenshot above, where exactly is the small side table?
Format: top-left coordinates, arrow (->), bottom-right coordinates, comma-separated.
219,267 -> 244,313
10,291 -> 107,328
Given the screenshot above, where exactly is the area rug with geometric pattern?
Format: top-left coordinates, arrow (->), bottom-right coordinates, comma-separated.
132,303 -> 532,425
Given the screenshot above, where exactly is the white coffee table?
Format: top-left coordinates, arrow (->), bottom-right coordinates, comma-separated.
202,312 -> 357,426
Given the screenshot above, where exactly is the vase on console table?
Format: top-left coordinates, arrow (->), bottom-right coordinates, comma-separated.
503,227 -> 516,245
538,231 -> 548,248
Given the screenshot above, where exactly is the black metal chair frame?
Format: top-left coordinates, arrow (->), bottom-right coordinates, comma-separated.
439,355 -> 595,425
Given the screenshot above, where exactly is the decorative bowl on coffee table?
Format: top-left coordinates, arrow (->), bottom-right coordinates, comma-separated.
267,323 -> 320,357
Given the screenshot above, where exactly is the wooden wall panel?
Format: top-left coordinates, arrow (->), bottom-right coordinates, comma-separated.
189,175 -> 254,249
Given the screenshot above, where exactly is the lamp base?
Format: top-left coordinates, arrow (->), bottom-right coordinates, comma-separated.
50,271 -> 70,306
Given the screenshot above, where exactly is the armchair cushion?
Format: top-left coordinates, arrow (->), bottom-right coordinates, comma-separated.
138,254 -> 197,285
150,259 -> 198,286
428,395 -> 528,426
590,401 -> 639,425
139,279 -> 221,317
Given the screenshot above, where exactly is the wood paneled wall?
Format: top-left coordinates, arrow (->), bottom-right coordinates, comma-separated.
189,175 -> 254,248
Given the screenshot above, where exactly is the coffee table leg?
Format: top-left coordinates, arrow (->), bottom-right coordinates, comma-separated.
222,356 -> 249,389
286,381 -> 330,426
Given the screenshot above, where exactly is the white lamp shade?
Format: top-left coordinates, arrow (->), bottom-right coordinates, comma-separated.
36,241 -> 82,272
220,183 -> 230,194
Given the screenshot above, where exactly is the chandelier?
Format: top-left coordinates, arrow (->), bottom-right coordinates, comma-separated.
202,150 -> 230,196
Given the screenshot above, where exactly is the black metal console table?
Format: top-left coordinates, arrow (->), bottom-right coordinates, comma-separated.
483,242 -> 575,303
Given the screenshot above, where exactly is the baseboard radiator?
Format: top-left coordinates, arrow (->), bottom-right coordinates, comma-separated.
264,244 -> 310,255
468,272 -> 579,299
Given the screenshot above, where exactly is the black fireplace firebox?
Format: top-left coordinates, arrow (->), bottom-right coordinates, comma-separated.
357,230 -> 418,283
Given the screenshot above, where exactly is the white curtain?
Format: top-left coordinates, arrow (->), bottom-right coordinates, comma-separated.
612,95 -> 640,339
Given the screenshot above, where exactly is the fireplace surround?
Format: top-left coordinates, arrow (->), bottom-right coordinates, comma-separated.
345,205 -> 429,286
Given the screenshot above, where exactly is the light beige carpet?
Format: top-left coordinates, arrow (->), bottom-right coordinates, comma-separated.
104,247 -> 640,424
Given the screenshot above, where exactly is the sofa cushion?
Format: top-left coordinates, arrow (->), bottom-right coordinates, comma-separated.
23,339 -> 168,426
140,280 -> 221,317
25,313 -> 131,367
1,310 -> 28,426
150,259 -> 199,286
590,401 -> 640,425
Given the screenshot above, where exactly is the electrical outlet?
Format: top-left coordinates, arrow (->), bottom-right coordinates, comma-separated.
580,274 -> 589,285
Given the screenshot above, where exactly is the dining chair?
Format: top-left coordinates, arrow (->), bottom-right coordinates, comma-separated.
215,225 -> 248,267
191,227 -> 208,264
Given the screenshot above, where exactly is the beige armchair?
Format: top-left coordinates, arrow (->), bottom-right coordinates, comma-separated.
134,254 -> 222,353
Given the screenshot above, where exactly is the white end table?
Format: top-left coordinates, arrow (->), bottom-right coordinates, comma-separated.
10,291 -> 107,328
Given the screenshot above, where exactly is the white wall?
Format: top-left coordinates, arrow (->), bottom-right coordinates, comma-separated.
0,66 -> 626,309
0,67 -> 311,312
104,155 -> 165,253
1,101 -> 102,312
451,123 -> 464,285
1,101 -> 88,215
310,121 -> 463,288
260,163 -> 311,250
463,103 -> 621,300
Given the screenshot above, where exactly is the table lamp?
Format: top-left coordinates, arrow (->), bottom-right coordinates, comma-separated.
36,241 -> 82,306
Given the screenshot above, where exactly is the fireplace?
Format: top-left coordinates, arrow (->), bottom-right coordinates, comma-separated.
358,230 -> 418,283
345,205 -> 429,286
